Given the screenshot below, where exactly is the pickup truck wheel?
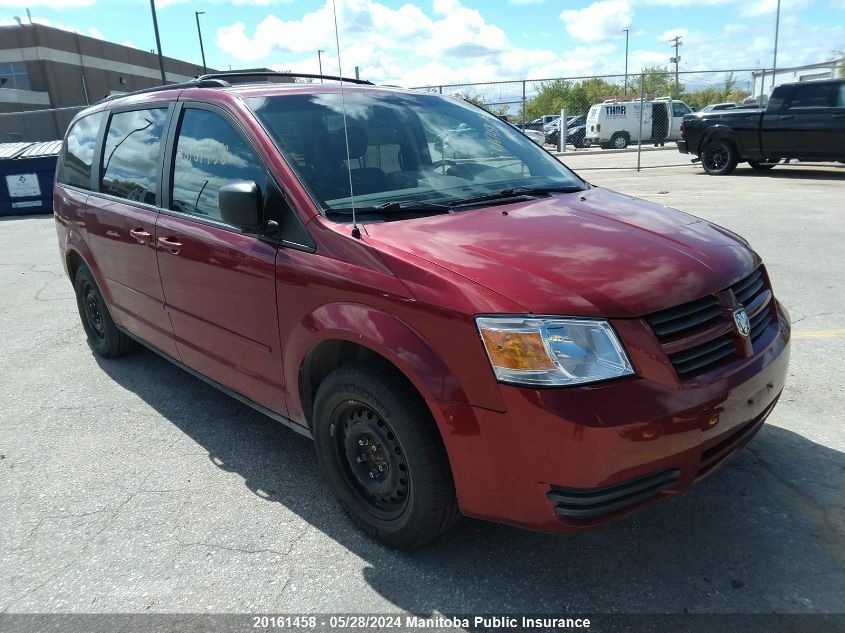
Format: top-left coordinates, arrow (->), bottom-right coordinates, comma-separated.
610,132 -> 630,149
74,264 -> 136,357
312,361 -> 459,549
701,139 -> 738,175
748,159 -> 777,170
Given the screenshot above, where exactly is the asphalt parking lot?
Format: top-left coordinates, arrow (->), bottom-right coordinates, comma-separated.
2,163 -> 844,617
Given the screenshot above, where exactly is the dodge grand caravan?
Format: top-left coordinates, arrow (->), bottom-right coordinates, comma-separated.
54,72 -> 790,548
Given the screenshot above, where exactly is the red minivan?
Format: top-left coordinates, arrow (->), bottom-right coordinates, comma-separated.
54,72 -> 790,548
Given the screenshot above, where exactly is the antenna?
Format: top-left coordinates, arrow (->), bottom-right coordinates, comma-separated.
332,0 -> 360,238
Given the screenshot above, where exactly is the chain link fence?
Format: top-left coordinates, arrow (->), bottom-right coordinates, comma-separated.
413,68 -> 780,171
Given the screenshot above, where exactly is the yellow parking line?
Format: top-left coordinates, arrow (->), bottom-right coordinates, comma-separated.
792,328 -> 845,340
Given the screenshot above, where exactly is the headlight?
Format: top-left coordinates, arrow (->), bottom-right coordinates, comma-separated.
476,316 -> 634,387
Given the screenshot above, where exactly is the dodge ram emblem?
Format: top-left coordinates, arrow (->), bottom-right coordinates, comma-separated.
733,307 -> 751,338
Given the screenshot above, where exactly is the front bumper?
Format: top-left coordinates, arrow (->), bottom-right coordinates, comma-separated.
431,307 -> 790,533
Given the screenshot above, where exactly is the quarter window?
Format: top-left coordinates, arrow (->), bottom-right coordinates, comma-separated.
58,111 -> 105,189
672,102 -> 691,117
170,108 -> 265,223
101,108 -> 168,205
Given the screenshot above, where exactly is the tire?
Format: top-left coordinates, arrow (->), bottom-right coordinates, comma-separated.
610,132 -> 629,149
701,139 -> 739,175
312,361 -> 459,548
748,159 -> 777,171
73,264 -> 136,357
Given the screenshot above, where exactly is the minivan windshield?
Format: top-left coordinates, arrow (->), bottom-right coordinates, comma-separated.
247,90 -> 586,222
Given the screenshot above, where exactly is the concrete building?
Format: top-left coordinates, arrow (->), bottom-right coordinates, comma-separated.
0,21 -> 209,114
751,59 -> 844,101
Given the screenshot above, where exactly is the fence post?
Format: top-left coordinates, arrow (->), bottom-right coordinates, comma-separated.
521,80 -> 526,125
559,109 -> 566,153
637,73 -> 645,172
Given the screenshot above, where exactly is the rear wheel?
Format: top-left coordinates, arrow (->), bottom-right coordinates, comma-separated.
610,132 -> 630,149
312,361 -> 459,548
701,139 -> 738,175
73,264 -> 135,357
748,158 -> 777,170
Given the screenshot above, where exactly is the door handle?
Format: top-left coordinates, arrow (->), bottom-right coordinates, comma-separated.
129,227 -> 151,244
779,115 -> 794,120
157,236 -> 183,255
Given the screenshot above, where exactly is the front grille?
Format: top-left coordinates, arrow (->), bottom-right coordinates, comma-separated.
667,332 -> 735,376
548,468 -> 680,519
645,266 -> 775,379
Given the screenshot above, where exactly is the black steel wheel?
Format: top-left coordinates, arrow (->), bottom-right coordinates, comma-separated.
334,401 -> 410,519
74,264 -> 136,357
701,139 -> 738,175
313,361 -> 459,548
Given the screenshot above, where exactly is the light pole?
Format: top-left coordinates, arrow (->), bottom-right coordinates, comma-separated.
622,28 -> 629,95
149,0 -> 166,84
771,0 -> 781,90
317,49 -> 325,81
195,11 -> 207,74
669,35 -> 682,97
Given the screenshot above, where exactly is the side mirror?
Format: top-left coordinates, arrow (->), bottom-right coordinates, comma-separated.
219,181 -> 261,230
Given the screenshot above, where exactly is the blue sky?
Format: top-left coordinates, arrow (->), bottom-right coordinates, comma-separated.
1,0 -> 843,86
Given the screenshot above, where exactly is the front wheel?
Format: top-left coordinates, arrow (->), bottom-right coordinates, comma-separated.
748,158 -> 777,170
701,139 -> 738,175
312,361 -> 459,548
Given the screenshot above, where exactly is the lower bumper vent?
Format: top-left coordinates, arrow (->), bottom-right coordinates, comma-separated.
548,468 -> 680,519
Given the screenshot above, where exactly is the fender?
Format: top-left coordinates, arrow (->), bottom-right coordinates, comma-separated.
697,124 -> 742,155
285,302 -> 490,425
63,228 -> 115,307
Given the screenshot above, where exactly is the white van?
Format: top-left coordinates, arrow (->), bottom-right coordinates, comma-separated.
585,97 -> 692,149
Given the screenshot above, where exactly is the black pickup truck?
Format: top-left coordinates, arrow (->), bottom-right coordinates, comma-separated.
679,79 -> 845,175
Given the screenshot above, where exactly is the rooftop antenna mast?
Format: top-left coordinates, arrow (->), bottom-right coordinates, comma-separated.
332,0 -> 360,238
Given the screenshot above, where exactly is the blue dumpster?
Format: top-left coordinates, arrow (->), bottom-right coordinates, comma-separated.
0,140 -> 62,217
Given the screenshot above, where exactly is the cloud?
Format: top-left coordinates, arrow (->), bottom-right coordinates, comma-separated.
0,0 -> 93,6
0,15 -> 103,38
739,0 -> 814,17
559,0 -> 632,42
657,28 -> 687,41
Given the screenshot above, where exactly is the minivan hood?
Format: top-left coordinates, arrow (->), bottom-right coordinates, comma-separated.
365,187 -> 758,317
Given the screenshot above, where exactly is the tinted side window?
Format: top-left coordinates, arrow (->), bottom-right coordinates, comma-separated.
170,108 -> 265,222
58,111 -> 105,189
101,108 -> 168,205
788,83 -> 836,109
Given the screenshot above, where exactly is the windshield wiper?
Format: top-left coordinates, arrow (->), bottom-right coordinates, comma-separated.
327,200 -> 454,215
447,185 -> 583,208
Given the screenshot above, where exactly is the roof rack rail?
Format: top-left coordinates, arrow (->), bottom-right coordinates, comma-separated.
195,71 -> 374,86
95,78 -> 230,104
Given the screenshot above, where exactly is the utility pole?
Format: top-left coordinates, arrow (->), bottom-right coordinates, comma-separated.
669,35 -> 682,97
771,0 -> 781,90
149,0 -> 166,84
622,28 -> 629,95
195,11 -> 207,74
317,49 -> 325,81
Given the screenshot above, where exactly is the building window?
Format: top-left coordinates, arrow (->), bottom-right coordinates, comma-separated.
0,62 -> 31,91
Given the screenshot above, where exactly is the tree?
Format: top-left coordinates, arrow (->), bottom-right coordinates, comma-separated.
640,66 -> 680,98
525,77 -> 623,120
